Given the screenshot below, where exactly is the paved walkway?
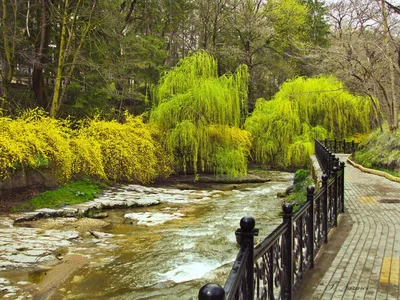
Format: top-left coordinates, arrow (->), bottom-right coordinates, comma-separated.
311,155 -> 400,300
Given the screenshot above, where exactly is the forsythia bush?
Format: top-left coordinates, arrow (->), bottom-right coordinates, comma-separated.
69,136 -> 106,179
77,113 -> 172,182
0,109 -> 72,180
0,109 -> 172,184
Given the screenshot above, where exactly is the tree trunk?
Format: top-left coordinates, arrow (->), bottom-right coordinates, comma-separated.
32,0 -> 50,109
50,0 -> 68,117
1,0 -> 16,111
59,0 -> 96,107
32,68 -> 48,108
381,0 -> 398,130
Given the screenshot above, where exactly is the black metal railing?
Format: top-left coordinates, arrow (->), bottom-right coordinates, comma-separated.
322,138 -> 358,154
315,139 -> 350,176
198,140 -> 346,300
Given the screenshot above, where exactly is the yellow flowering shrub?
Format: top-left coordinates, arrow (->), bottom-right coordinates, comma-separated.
0,110 -> 172,184
0,109 -> 73,180
76,113 -> 172,183
69,136 -> 106,179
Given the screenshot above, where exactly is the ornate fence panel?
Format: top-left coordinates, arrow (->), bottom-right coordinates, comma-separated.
292,201 -> 313,287
315,139 -> 333,176
313,187 -> 326,253
253,223 -> 288,300
198,140 -> 346,300
327,177 -> 336,228
224,217 -> 259,300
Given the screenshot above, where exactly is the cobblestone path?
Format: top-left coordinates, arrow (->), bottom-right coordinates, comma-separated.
311,155 -> 400,300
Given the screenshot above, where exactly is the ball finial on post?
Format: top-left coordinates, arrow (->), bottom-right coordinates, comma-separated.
307,185 -> 315,194
240,216 -> 255,231
198,283 -> 225,300
322,173 -> 329,182
282,202 -> 294,214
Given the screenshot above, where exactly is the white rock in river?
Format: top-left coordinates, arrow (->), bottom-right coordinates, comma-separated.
89,231 -> 115,239
124,212 -> 184,226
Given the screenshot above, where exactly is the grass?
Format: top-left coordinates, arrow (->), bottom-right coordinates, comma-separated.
283,169 -> 313,212
12,178 -> 105,212
352,125 -> 400,178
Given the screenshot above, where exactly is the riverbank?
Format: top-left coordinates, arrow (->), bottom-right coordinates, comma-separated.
0,187 -> 43,214
1,169 -> 277,215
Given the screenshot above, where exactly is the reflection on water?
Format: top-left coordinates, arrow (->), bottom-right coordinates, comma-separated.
52,174 -> 293,299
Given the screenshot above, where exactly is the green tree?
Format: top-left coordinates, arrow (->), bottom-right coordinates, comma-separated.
245,75 -> 377,168
214,0 -> 311,107
61,0 -> 189,118
49,0 -> 98,117
302,0 -> 330,48
150,51 -> 252,177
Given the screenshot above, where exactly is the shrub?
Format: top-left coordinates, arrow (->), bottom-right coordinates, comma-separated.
0,109 -> 73,181
76,113 -> 172,183
353,124 -> 400,174
285,169 -> 313,211
294,169 -> 310,184
0,110 -> 172,184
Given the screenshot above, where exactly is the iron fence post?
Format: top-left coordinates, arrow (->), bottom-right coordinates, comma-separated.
322,174 -> 329,243
198,284 -> 226,300
334,139 -> 337,153
306,186 -> 315,268
332,162 -> 339,227
235,216 -> 259,300
282,203 -> 294,300
327,151 -> 332,176
325,147 -> 329,174
340,161 -> 345,213
330,152 -> 336,177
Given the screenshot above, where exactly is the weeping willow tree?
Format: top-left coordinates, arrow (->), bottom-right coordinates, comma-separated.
245,75 -> 379,168
150,51 -> 251,177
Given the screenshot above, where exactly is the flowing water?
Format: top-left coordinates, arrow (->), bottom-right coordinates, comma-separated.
11,173 -> 293,299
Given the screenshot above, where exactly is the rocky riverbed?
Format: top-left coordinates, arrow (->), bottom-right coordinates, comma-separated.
0,184 -> 233,299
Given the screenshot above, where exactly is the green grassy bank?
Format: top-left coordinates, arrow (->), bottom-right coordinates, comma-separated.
11,179 -> 104,212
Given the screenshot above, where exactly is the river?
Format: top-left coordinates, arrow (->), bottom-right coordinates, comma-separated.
2,172 -> 293,299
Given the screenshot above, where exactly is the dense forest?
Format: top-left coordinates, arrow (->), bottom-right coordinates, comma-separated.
1,0 -> 400,182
